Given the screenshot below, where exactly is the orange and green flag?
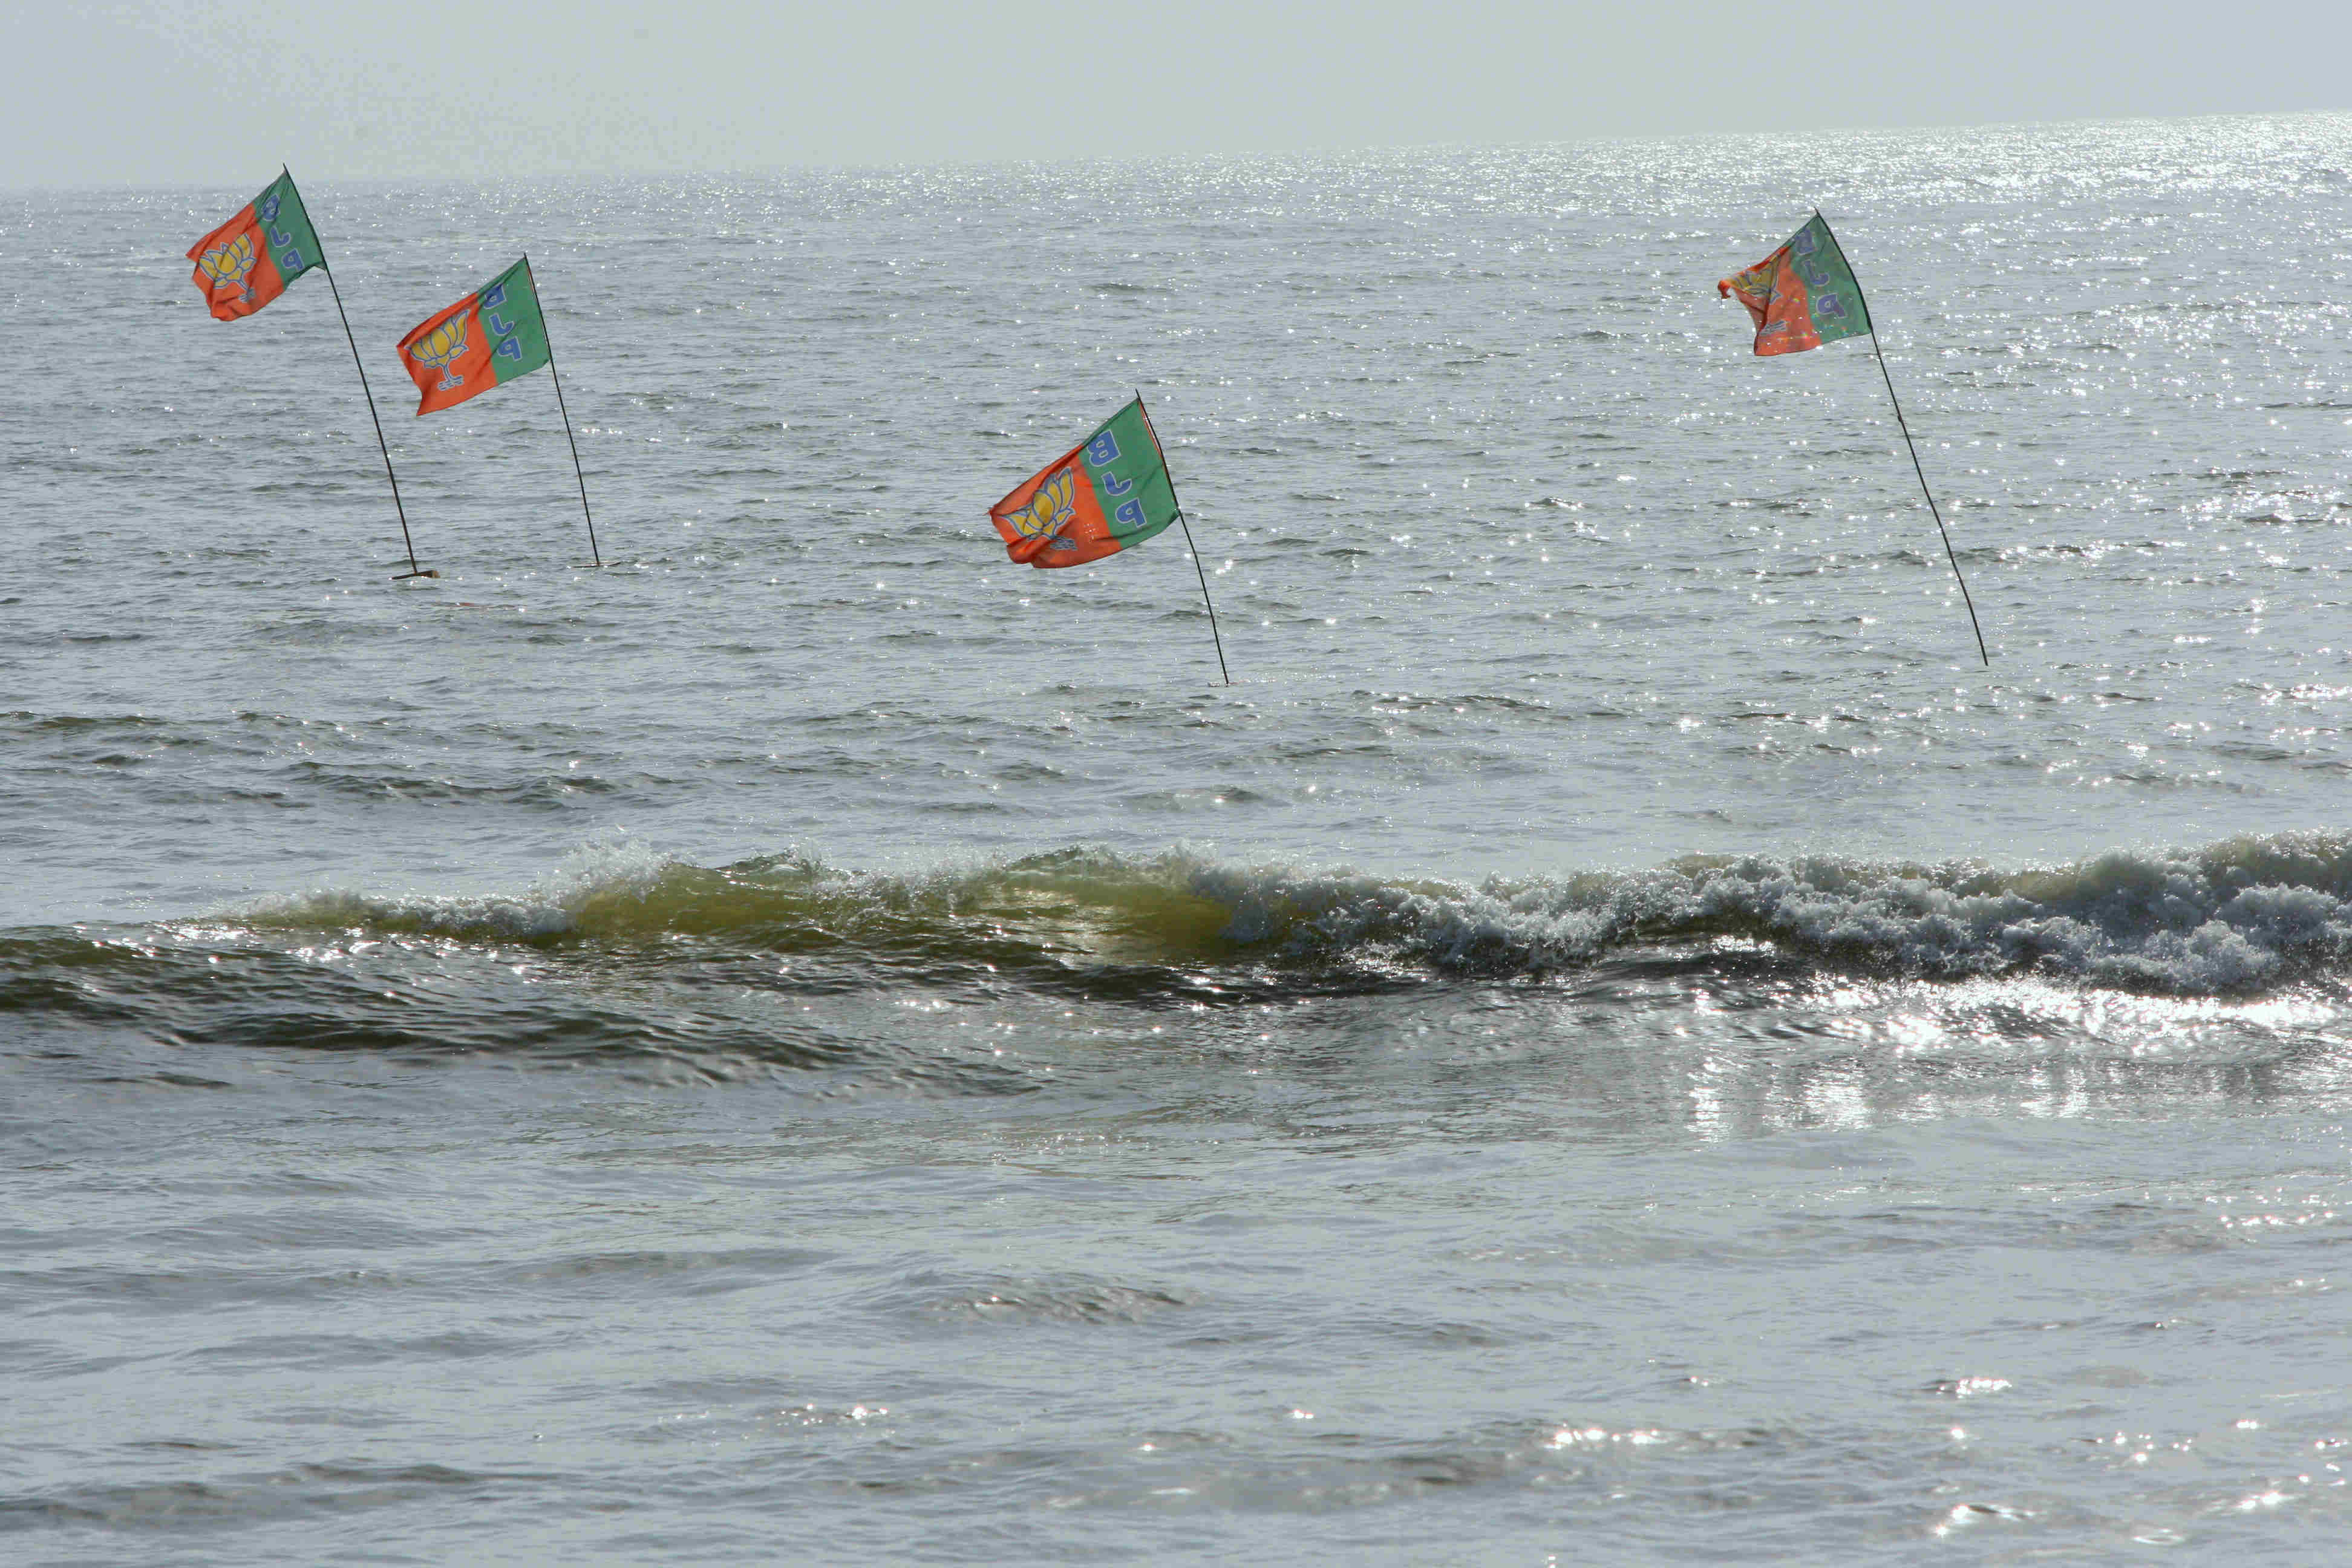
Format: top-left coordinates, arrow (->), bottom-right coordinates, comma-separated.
182,170 -> 432,578
988,396 -> 1230,681
1717,212 -> 1871,357
186,171 -> 322,321
1716,212 -> 1990,665
396,258 -> 550,416
990,398 -> 1181,567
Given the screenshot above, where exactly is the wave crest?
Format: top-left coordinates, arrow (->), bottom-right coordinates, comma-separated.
226,831 -> 2352,995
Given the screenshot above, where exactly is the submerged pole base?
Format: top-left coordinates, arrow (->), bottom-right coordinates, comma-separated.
393,568 -> 439,580
571,560 -> 604,570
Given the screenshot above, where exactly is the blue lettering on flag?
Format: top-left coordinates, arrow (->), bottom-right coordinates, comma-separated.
1100,471 -> 1134,496
496,339 -> 523,361
1086,431 -> 1120,466
1792,225 -> 1818,255
482,283 -> 508,310
1113,499 -> 1147,530
486,312 -> 515,336
1814,291 -> 1846,320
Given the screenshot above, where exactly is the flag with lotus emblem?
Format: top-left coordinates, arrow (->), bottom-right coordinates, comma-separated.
186,172 -> 322,321
396,258 -> 550,416
1717,212 -> 1872,357
990,399 -> 1181,568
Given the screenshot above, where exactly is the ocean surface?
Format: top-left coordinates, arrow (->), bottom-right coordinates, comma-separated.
6,113 -> 2352,1563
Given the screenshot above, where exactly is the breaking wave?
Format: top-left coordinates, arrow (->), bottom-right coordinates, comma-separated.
216,829 -> 2352,996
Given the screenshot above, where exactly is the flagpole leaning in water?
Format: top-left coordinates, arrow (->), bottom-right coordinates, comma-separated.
1135,392 -> 1230,685
293,166 -> 433,580
524,255 -> 603,569
1815,211 -> 1987,667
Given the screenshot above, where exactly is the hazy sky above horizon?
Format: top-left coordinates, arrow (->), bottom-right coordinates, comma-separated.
12,0 -> 2351,187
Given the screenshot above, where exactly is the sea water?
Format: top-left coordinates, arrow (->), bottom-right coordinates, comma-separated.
4,114 -> 2351,1563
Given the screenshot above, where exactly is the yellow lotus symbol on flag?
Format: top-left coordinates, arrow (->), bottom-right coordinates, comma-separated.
408,315 -> 469,391
197,232 -> 257,302
1008,467 -> 1079,541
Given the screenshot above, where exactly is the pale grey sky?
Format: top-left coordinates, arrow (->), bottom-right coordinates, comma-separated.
11,0 -> 2350,186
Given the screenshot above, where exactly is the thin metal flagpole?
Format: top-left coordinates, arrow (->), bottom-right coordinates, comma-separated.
1815,211 -> 1987,667
294,167 -> 431,580
524,255 -> 602,569
1135,392 -> 1230,685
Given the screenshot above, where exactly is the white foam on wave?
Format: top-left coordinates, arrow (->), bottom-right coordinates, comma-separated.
1197,832 -> 2352,992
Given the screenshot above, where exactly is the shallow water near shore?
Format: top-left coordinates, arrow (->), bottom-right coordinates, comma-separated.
5,113 -> 2352,1562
